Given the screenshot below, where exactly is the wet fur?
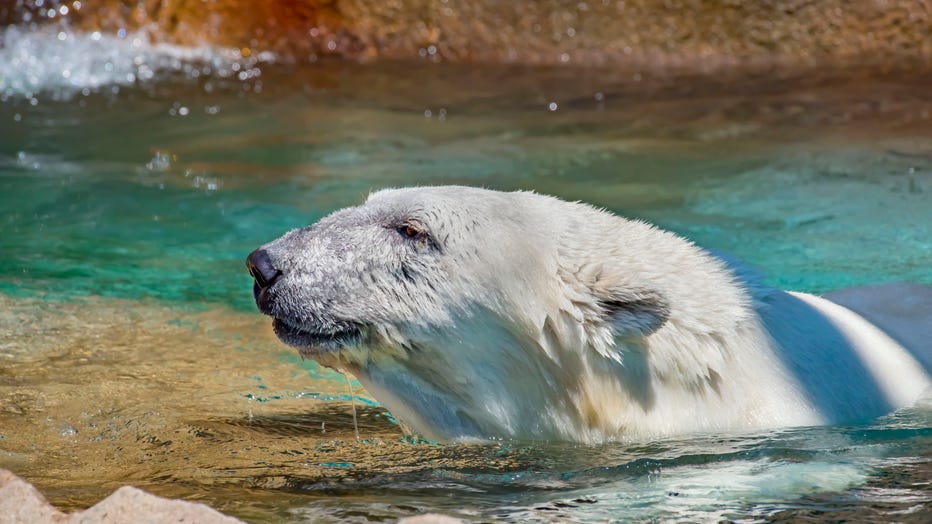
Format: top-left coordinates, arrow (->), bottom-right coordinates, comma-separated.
253,186 -> 931,442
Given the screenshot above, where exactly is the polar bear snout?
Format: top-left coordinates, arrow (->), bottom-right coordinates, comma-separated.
246,248 -> 281,289
246,248 -> 282,314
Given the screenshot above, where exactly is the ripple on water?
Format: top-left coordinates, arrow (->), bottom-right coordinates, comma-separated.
1,292 -> 928,521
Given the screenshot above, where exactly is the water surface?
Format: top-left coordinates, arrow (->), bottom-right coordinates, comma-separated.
1,28 -> 931,522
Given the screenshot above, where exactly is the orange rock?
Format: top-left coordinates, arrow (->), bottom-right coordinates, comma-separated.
8,1 -> 932,68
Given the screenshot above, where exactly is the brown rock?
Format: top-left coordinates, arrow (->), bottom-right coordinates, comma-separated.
7,1 -> 932,69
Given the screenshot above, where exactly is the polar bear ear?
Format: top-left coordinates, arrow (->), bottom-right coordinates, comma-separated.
597,287 -> 670,338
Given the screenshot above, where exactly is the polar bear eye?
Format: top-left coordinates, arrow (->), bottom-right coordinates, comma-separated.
397,222 -> 426,240
401,225 -> 420,238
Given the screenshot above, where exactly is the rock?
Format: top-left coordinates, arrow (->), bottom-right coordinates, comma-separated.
71,486 -> 244,524
399,514 -> 465,524
5,1 -> 932,68
0,468 -> 463,523
0,469 -> 67,523
0,469 -> 244,524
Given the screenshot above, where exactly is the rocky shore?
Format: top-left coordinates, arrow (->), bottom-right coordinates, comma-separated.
0,468 -> 244,523
0,468 -> 461,523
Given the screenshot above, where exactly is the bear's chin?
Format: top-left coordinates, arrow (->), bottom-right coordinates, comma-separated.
271,317 -> 361,353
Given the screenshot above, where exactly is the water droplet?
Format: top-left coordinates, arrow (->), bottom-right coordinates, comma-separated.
178,106 -> 189,116
59,5 -> 69,16
146,151 -> 174,172
548,102 -> 558,111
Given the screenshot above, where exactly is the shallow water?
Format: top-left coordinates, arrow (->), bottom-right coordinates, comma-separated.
1,29 -> 931,522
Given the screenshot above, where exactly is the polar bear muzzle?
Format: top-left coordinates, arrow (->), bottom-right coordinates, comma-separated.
246,243 -> 365,353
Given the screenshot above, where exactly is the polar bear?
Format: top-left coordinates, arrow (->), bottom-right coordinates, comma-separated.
246,186 -> 931,443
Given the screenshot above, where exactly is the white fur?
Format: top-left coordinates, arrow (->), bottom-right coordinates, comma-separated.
258,186 -> 932,443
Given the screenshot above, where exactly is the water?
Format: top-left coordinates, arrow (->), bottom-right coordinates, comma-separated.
1,28 -> 931,522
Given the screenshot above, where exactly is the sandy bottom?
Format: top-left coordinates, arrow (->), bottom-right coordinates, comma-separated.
0,294 -> 436,518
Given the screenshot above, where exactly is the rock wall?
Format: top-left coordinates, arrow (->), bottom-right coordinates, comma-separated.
5,0 -> 932,68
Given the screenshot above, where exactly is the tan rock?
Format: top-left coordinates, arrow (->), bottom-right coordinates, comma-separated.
399,514 -> 465,524
70,485 -> 243,524
0,469 -> 243,524
0,469 -> 67,523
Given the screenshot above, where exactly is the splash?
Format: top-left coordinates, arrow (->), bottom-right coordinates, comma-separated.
0,25 -> 273,100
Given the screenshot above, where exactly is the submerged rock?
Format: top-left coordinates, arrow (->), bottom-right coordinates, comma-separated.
0,468 -> 243,524
5,0 -> 932,69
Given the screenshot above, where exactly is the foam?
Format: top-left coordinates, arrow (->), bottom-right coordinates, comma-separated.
0,25 -> 274,99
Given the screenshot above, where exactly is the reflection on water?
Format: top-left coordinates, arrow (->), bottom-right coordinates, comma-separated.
2,292 -> 929,522
1,27 -> 931,523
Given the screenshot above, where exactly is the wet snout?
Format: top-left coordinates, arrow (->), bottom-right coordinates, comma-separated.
246,248 -> 281,314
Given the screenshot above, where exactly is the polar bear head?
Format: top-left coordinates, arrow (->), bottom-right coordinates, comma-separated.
247,186 -> 748,441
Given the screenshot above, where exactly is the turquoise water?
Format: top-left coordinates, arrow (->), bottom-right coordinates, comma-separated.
3,60 -> 931,308
1,29 -> 931,522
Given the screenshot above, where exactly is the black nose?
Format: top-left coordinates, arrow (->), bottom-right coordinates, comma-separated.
246,249 -> 282,289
